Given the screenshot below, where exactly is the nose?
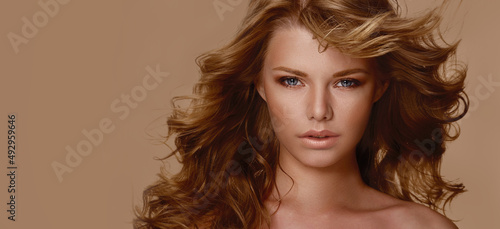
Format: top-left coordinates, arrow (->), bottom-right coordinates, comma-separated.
307,86 -> 333,121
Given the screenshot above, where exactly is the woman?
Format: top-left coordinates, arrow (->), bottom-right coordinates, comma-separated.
135,0 -> 468,228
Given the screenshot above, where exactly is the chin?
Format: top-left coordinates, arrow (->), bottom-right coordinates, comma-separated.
290,148 -> 350,169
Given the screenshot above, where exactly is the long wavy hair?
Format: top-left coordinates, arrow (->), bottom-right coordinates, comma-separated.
134,0 -> 468,228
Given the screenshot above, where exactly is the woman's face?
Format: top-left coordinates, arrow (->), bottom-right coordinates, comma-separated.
256,25 -> 387,169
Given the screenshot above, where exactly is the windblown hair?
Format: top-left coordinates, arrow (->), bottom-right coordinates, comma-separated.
134,0 -> 468,228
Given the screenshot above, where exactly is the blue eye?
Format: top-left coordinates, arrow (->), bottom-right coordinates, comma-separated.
285,78 -> 299,85
280,77 -> 302,87
336,79 -> 359,88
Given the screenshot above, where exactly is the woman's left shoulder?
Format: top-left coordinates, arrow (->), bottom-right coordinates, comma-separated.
364,188 -> 458,228
385,200 -> 458,229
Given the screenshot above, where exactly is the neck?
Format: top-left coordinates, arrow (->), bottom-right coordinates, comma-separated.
267,150 -> 370,215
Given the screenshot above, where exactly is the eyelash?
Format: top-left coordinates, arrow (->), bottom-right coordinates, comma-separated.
278,77 -> 361,89
279,77 -> 303,88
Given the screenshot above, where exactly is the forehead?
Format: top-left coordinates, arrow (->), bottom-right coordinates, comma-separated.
264,25 -> 374,73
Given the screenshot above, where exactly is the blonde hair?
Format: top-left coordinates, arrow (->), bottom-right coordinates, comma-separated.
134,0 -> 468,228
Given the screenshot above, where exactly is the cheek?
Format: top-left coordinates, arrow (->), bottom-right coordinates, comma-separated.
336,93 -> 374,133
266,96 -> 300,134
262,82 -> 306,129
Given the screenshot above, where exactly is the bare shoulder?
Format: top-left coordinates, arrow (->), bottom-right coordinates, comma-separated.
360,188 -> 458,229
386,200 -> 458,229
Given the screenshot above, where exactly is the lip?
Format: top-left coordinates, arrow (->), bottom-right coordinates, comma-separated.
299,130 -> 339,138
299,130 -> 340,149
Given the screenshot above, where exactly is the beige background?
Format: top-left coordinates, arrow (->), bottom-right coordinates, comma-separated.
0,0 -> 498,228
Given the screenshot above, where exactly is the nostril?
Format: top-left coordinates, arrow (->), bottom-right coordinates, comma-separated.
306,90 -> 333,120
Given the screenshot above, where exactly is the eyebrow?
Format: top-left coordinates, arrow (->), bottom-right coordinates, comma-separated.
272,66 -> 370,78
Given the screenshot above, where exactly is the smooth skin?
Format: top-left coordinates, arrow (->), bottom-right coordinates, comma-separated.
255,24 -> 458,229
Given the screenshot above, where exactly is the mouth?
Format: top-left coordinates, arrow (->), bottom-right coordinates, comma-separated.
299,130 -> 340,149
299,130 -> 339,138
